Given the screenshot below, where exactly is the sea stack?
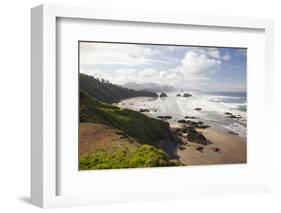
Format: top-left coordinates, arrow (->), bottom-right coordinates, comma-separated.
183,93 -> 192,97
160,92 -> 168,98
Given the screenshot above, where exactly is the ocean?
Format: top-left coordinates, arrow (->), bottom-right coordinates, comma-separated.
117,91 -> 247,138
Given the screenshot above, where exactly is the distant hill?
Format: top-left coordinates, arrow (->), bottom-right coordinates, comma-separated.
122,82 -> 176,93
80,74 -> 158,104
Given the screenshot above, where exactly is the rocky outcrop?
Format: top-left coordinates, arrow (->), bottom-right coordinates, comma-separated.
228,131 -> 239,135
157,115 -> 172,119
186,127 -> 208,145
173,125 -> 208,146
227,115 -> 241,119
225,112 -> 241,119
183,93 -> 192,97
139,109 -> 149,112
160,93 -> 168,98
211,147 -> 220,152
196,146 -> 204,152
184,116 -> 198,119
177,119 -> 210,129
177,119 -> 188,124
196,122 -> 210,129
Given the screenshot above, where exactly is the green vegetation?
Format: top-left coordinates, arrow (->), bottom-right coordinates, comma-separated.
80,90 -> 171,146
80,144 -> 182,170
80,73 -> 158,104
79,75 -> 182,169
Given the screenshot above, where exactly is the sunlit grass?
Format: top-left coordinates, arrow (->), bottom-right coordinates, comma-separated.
80,144 -> 182,170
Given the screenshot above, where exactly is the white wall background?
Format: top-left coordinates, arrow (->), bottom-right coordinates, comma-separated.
0,0 -> 280,212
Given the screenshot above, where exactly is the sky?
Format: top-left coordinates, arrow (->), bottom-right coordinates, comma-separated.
80,42 -> 247,92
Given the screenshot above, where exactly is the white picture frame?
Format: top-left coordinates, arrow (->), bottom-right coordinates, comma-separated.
31,4 -> 274,208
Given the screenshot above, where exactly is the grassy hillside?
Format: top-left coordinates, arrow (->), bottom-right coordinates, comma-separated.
80,73 -> 158,104
80,90 -> 171,146
79,90 -> 182,169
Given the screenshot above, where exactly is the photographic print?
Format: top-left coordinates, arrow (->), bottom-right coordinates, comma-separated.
79,41 -> 247,170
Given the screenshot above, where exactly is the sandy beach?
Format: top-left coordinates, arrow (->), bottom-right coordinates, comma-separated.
177,127 -> 246,166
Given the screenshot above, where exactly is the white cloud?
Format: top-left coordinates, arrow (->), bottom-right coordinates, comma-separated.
205,48 -> 221,59
80,44 -> 225,89
184,47 -> 221,59
177,51 -> 221,81
81,51 -> 221,87
139,68 -> 159,78
80,42 -> 160,66
222,53 -> 231,61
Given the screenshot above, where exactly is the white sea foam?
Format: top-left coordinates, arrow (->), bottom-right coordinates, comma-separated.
117,91 -> 247,138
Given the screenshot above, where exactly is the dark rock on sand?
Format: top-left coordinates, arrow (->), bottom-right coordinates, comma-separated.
196,146 -> 204,153
227,115 -> 241,119
195,123 -> 210,129
177,119 -> 199,125
186,127 -> 208,145
157,115 -> 172,119
139,109 -> 149,112
197,125 -> 210,129
187,120 -> 199,126
211,147 -> 220,152
176,94 -> 182,97
178,119 -> 188,124
225,112 -> 241,119
182,128 -> 188,133
184,116 -> 198,119
177,119 -> 210,129
160,93 -> 168,98
183,93 -> 192,97
194,107 -> 202,111
172,125 -> 209,146
228,131 -> 239,135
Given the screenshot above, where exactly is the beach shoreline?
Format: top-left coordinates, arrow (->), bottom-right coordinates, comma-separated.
115,95 -> 247,166
116,92 -> 247,137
